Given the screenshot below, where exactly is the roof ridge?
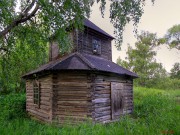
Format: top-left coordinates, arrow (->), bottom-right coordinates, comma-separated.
75,53 -> 96,69
84,19 -> 114,39
47,53 -> 77,69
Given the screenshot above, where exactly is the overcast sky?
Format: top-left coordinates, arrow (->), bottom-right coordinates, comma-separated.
89,0 -> 180,72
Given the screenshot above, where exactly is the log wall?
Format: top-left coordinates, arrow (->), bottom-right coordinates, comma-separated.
73,28 -> 112,61
26,72 -> 133,124
91,74 -> 133,123
52,72 -> 92,124
26,75 -> 53,122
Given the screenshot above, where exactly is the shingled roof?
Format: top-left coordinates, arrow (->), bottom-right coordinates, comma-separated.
23,53 -> 138,78
84,19 -> 114,39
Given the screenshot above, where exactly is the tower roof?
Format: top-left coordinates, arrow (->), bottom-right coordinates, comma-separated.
84,19 -> 114,39
22,52 -> 138,79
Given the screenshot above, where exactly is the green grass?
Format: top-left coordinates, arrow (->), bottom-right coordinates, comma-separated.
0,87 -> 180,135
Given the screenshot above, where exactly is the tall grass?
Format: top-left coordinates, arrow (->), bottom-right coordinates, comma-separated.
0,87 -> 179,135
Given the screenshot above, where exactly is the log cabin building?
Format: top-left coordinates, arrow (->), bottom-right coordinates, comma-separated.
23,19 -> 138,124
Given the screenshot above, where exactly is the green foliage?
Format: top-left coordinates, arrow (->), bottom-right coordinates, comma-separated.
0,87 -> 180,135
0,93 -> 26,121
165,24 -> 180,50
117,31 -> 167,87
0,0 -> 155,52
0,39 -> 48,93
144,77 -> 180,90
170,62 -> 180,79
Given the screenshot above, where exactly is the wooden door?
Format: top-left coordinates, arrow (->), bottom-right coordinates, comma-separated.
111,82 -> 124,120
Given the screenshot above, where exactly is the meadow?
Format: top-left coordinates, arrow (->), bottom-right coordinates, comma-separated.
0,87 -> 179,135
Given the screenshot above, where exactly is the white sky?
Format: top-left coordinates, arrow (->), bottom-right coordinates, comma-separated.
89,0 -> 180,72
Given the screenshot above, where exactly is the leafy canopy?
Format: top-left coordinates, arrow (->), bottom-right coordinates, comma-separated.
170,62 -> 180,79
0,0 -> 155,92
165,24 -> 180,50
0,0 -> 155,53
117,31 -> 167,86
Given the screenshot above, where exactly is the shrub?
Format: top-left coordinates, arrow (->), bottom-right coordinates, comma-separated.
0,93 -> 26,121
135,77 -> 180,90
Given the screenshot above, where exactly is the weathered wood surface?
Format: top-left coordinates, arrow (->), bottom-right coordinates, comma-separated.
72,28 -> 112,61
26,71 -> 134,124
91,74 -> 133,122
26,75 -> 52,123
52,72 -> 91,124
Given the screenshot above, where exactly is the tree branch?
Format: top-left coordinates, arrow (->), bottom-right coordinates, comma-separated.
23,0 -> 37,15
0,1 -> 39,38
0,47 -> 8,52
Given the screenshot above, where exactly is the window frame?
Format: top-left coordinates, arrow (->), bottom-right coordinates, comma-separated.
33,80 -> 40,108
92,37 -> 101,55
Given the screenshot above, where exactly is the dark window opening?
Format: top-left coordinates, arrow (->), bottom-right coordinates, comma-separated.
33,80 -> 40,107
92,38 -> 101,54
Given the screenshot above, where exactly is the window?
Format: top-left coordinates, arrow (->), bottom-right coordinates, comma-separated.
92,38 -> 101,54
33,80 -> 40,107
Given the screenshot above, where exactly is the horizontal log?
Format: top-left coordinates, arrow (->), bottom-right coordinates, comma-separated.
57,108 -> 88,112
95,90 -> 110,94
56,115 -> 87,120
57,97 -> 90,101
27,109 -> 50,119
94,106 -> 111,112
26,88 -> 52,92
57,90 -> 88,94
95,115 -> 111,122
28,112 -> 51,123
57,101 -> 89,106
26,105 -> 50,113
54,112 -> 89,117
94,110 -> 111,118
56,87 -> 88,90
40,93 -> 51,97
26,98 -> 33,102
58,82 -> 88,87
26,102 -> 34,106
57,100 -> 87,104
93,103 -> 111,108
95,82 -> 110,86
57,95 -> 91,101
92,98 -> 110,104
26,93 -> 33,96
40,105 -> 51,111
41,97 -> 51,101
94,94 -> 110,98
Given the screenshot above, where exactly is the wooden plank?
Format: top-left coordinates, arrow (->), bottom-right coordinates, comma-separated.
111,82 -> 124,120
57,100 -> 88,105
27,109 -> 50,119
93,103 -> 111,108
57,91 -> 88,94
92,98 -> 110,104
55,112 -> 89,117
95,82 -> 110,86
58,82 -> 88,87
94,94 -> 110,98
95,90 -> 110,94
95,115 -> 111,122
94,106 -> 111,112
95,110 -> 111,118
57,97 -> 90,101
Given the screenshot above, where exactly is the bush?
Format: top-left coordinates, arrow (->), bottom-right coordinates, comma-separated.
0,93 -> 26,121
135,77 -> 180,90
